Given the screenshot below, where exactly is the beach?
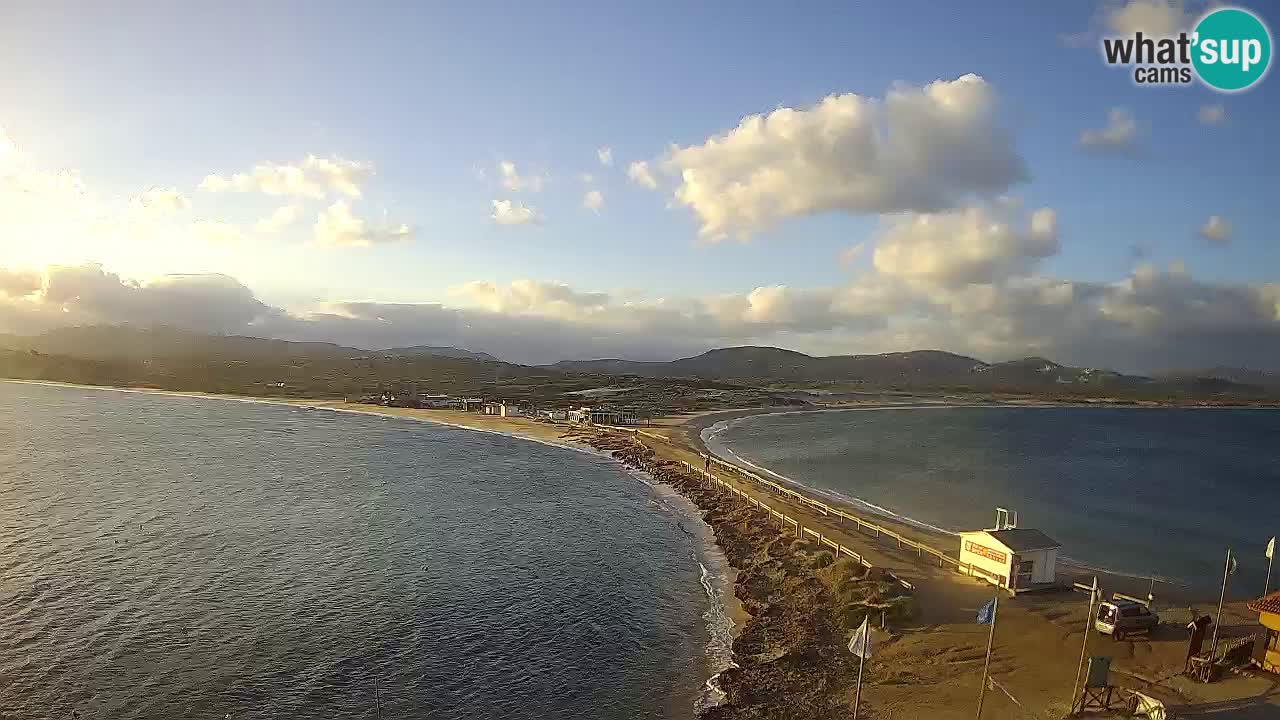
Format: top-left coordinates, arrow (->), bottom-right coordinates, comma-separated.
313,399 -> 1276,718
6,380 -> 1278,718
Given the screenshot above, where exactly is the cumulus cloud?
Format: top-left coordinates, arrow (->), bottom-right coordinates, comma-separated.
872,202 -> 1058,288
315,200 -> 412,247
491,199 -> 542,226
0,264 -> 275,336
582,189 -> 604,213
660,74 -> 1026,240
1104,0 -> 1191,37
1199,215 -> 1231,244
1080,108 -> 1138,152
3,262 -> 1280,371
199,155 -> 371,199
597,147 -> 613,166
498,161 -> 545,192
254,204 -> 302,233
129,187 -> 191,214
626,160 -> 658,190
1198,104 -> 1226,126
0,268 -> 41,297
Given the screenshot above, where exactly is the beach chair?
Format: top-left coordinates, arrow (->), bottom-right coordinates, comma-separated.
1126,691 -> 1171,720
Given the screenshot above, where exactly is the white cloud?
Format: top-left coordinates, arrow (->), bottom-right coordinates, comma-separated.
5,261 -> 1280,372
0,268 -> 41,297
315,200 -> 413,247
582,189 -> 604,213
1104,0 -> 1191,37
254,205 -> 302,233
1199,215 -> 1231,244
660,74 -> 1026,240
872,202 -> 1059,288
1080,108 -> 1138,151
1198,104 -> 1226,126
491,199 -> 542,226
129,187 -> 191,214
498,161 -> 545,192
597,147 -> 613,166
627,160 -> 658,190
199,155 -> 371,199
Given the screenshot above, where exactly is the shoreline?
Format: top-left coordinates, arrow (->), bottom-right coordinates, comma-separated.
9,379 -> 1277,716
680,404 -> 1259,604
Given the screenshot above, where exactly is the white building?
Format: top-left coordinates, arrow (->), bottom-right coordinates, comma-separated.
483,401 -> 524,417
958,527 -> 1061,592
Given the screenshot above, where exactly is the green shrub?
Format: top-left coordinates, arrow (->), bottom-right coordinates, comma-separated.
809,551 -> 835,569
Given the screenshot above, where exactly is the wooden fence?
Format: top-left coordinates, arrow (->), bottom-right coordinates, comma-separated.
613,426 -> 983,588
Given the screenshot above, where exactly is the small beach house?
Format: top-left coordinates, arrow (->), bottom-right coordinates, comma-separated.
1247,591 -> 1280,674
958,527 -> 1061,592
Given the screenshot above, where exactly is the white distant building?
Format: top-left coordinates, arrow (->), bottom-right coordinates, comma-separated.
483,401 -> 524,417
959,511 -> 1060,592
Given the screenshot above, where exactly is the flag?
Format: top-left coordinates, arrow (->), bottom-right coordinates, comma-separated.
848,616 -> 872,659
1267,536 -> 1275,560
1228,553 -> 1238,576
976,599 -> 996,625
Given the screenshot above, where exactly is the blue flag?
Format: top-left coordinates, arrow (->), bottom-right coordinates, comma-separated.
976,599 -> 995,625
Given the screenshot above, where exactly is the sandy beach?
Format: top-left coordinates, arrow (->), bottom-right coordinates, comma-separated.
8,380 -> 1277,718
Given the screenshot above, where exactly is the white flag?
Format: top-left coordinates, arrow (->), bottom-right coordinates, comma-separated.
848,615 -> 872,659
1267,536 -> 1275,560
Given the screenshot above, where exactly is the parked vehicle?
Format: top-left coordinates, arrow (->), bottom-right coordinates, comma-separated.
1095,599 -> 1159,640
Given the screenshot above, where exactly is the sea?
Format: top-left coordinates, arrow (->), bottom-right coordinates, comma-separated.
0,381 -> 735,719
705,405 -> 1280,597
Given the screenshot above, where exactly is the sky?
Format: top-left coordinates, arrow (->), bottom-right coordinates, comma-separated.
0,0 -> 1277,371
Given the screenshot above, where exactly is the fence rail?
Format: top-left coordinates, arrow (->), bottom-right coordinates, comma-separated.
615,425 -> 963,591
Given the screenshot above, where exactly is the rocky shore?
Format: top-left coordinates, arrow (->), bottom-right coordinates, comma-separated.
570,429 -> 916,719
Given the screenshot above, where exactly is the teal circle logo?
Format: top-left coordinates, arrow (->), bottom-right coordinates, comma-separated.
1192,8 -> 1272,92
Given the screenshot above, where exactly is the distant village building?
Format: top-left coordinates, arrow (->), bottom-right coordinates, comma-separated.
483,401 -> 524,417
959,510 -> 1060,592
453,398 -> 484,412
537,409 -> 569,421
417,393 -> 453,408
567,406 -> 640,425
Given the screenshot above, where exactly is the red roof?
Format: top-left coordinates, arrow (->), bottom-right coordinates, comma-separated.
1247,591 -> 1280,614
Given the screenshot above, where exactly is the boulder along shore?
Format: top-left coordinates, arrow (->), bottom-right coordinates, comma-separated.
570,428 -> 915,720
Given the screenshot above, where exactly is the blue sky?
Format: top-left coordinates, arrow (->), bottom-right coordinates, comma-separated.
0,1 -> 1277,369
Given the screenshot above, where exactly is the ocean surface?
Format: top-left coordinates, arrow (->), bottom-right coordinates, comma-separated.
705,406 -> 1280,597
0,382 -> 734,719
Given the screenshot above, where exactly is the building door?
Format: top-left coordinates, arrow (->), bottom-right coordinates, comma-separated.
1015,558 -> 1034,588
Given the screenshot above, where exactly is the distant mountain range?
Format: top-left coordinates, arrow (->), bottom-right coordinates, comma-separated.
0,326 -> 502,365
547,346 -> 1139,387
1,327 -> 1275,400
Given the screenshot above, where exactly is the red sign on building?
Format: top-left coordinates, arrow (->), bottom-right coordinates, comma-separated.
965,540 -> 1007,565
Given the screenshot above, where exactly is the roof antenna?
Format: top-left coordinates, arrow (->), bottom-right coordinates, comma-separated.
994,507 -> 1017,530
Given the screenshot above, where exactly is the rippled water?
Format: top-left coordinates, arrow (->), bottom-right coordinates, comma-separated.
0,382 -> 730,719
706,406 -> 1280,595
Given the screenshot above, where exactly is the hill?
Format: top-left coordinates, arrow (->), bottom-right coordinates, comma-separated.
377,345 -> 501,362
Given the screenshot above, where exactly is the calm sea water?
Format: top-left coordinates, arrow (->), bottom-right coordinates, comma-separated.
706,406 -> 1280,596
0,382 -> 733,719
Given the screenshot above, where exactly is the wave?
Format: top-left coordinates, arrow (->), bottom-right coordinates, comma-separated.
702,406 -> 1207,591
703,418 -> 961,538
638,475 -> 737,713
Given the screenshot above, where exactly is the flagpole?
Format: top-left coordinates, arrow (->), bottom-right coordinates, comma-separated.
1070,576 -> 1099,713
853,649 -> 865,720
975,588 -> 999,719
1209,548 -> 1231,666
